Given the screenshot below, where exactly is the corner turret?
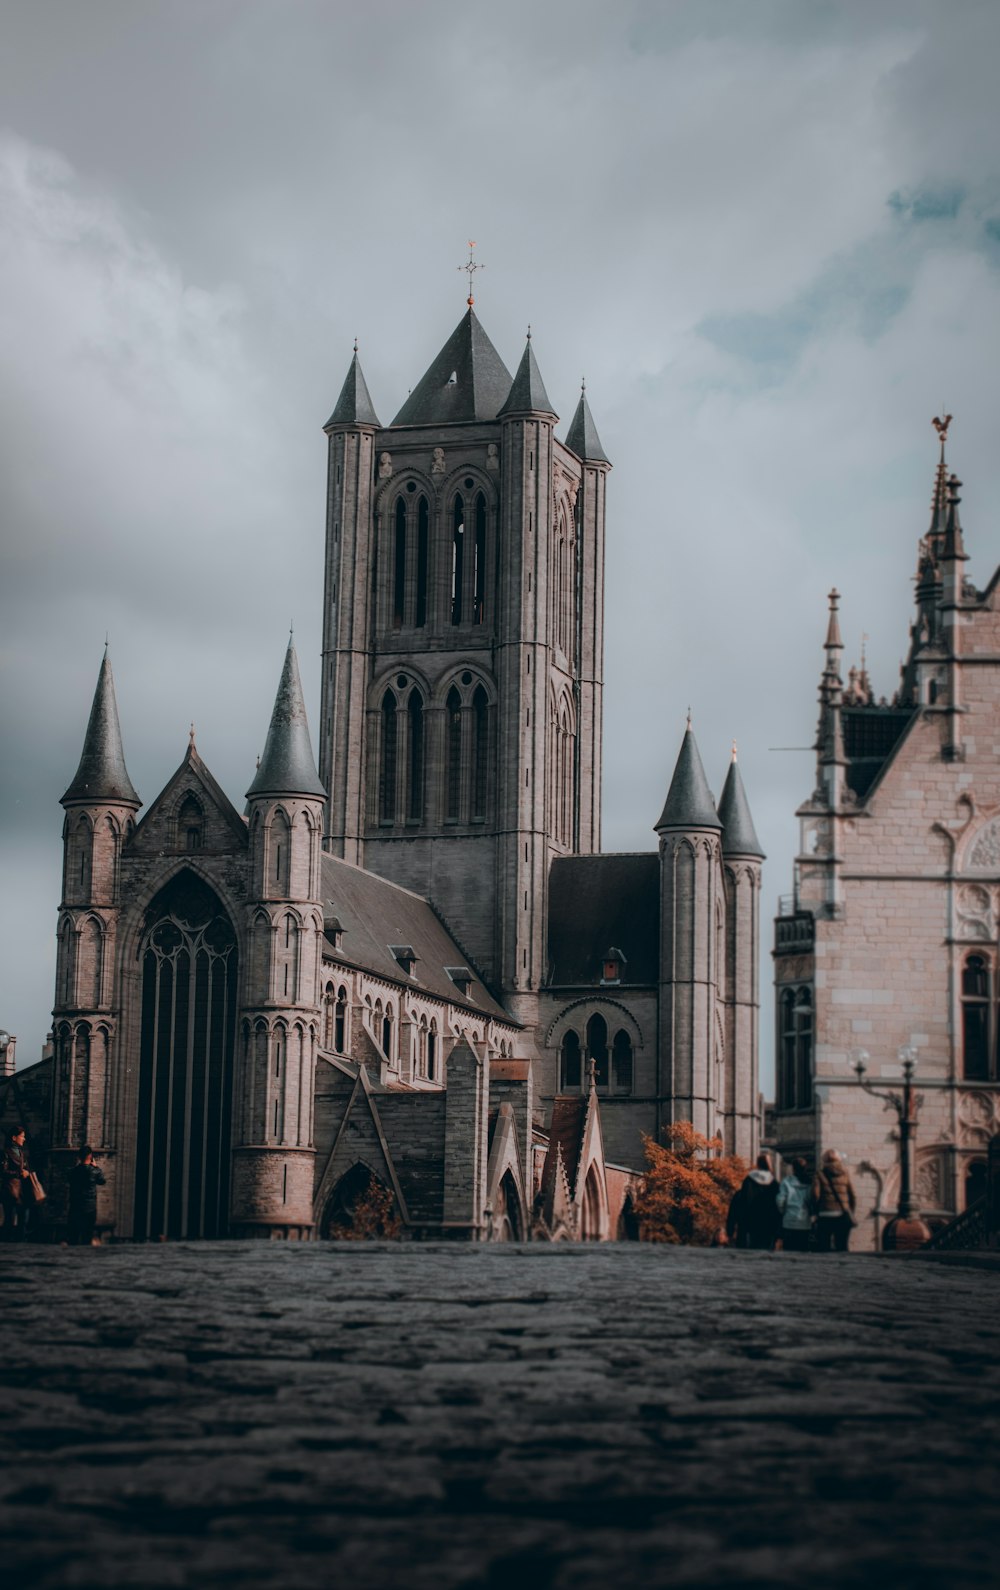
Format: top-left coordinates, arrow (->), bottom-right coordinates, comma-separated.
564,382 -> 610,466
498,332 -> 557,420
324,344 -> 380,432
234,640 -> 326,1238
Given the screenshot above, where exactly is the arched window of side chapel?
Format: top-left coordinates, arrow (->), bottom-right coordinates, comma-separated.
446,686 -> 462,821
408,689 -> 424,821
380,689 -> 397,823
392,497 -> 406,629
416,496 -> 429,627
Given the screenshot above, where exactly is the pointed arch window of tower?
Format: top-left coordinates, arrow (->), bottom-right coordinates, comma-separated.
451,496 -> 465,624
586,1013 -> 609,1089
446,686 -> 462,821
269,811 -> 291,896
560,1029 -> 582,1091
178,793 -> 203,852
380,690 -> 397,823
416,496 -> 429,627
408,690 -> 424,821
393,498 -> 406,628
473,493 -> 487,623
472,686 -> 489,820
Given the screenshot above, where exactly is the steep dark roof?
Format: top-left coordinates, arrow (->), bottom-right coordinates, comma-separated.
547,854 -> 659,986
62,650 -> 140,807
319,853 -> 512,1021
564,389 -> 610,464
391,309 -> 513,427
498,337 -> 556,419
324,349 -> 380,429
547,1095 -> 587,1190
842,706 -> 916,800
655,727 -> 721,832
718,758 -> 764,858
246,642 -> 326,800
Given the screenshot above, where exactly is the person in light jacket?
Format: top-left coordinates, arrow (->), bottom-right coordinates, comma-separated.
776,1158 -> 813,1252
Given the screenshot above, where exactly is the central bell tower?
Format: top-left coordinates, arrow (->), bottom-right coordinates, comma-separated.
319,302 -> 610,1007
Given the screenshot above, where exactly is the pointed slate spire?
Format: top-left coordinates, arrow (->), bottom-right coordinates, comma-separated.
498,332 -> 557,419
942,472 -> 968,564
655,722 -> 721,832
247,641 -> 326,800
718,749 -> 764,858
62,649 -> 140,807
564,382 -> 610,465
324,344 -> 380,430
391,309 -> 513,426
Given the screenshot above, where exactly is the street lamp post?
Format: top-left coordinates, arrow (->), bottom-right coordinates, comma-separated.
852,1046 -> 932,1251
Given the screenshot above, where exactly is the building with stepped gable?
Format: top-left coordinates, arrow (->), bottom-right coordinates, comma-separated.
3,301 -> 762,1240
772,420 -> 1000,1248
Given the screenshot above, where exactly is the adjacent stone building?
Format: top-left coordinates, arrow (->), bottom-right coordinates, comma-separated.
6,300 -> 762,1240
773,420 -> 999,1246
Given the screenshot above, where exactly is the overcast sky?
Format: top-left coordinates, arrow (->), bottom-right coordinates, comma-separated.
2,1 -> 1000,1088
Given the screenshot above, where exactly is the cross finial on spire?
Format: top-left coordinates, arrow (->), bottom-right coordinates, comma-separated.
353,337 -> 358,354
457,241 -> 483,307
581,375 -> 586,393
686,706 -> 692,729
731,740 -> 738,763
526,323 -> 531,341
189,722 -> 196,750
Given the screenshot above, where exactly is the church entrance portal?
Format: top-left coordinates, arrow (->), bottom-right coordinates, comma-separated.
133,872 -> 238,1240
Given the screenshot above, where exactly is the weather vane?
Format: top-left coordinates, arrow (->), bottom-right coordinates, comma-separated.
932,412 -> 952,458
458,241 -> 483,307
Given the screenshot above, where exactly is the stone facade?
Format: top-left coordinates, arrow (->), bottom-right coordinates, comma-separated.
773,425 -> 1000,1246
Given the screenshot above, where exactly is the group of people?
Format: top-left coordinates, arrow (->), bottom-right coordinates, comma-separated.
1,1129 -> 105,1245
725,1150 -> 857,1252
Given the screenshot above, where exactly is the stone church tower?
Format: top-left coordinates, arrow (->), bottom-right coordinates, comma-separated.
319,308 -> 609,1019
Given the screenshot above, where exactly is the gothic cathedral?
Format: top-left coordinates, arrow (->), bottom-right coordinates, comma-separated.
22,300 -> 762,1240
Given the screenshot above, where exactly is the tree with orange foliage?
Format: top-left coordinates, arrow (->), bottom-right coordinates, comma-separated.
327,1178 -> 401,1241
634,1123 -> 747,1245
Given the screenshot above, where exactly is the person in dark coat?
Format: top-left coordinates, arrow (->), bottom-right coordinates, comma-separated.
66,1146 -> 106,1247
1,1127 -> 32,1241
727,1153 -> 781,1250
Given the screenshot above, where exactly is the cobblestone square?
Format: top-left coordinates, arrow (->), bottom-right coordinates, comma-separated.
2,1244 -> 998,1589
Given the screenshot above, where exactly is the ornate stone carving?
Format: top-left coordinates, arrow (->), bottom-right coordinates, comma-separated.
957,883 -> 995,940
486,443 -> 499,472
378,451 -> 392,480
958,1090 -> 998,1147
431,447 -> 446,476
916,1155 -> 944,1210
967,817 -> 1000,870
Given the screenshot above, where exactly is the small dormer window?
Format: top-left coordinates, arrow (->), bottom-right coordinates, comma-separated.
601,947 -> 625,985
446,966 -> 474,999
390,945 -> 417,977
325,913 -> 344,952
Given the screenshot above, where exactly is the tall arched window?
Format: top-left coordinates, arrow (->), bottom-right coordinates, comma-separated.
381,1005 -> 394,1063
586,1013 -> 609,1089
474,492 -> 487,623
612,1029 -> 633,1094
323,984 -> 336,1049
81,916 -> 103,1008
275,913 -> 300,1002
560,1029 -> 581,1091
416,496 -> 429,627
451,495 -> 465,624
335,985 -> 348,1053
962,954 -> 991,1080
393,497 -> 406,628
778,986 -> 813,1108
472,687 -> 489,820
268,811 -> 291,896
446,687 -> 462,822
427,1019 -> 438,1082
135,873 -> 238,1239
380,690 -> 397,823
67,815 -> 93,903
178,793 -> 204,852
408,690 -> 424,821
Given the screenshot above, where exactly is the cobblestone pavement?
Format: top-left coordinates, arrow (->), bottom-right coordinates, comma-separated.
2,1244 -> 998,1590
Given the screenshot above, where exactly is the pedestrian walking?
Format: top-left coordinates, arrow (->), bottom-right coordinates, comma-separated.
66,1146 -> 106,1247
1,1126 -> 33,1241
812,1149 -> 857,1251
776,1157 -> 813,1252
726,1153 -> 781,1250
